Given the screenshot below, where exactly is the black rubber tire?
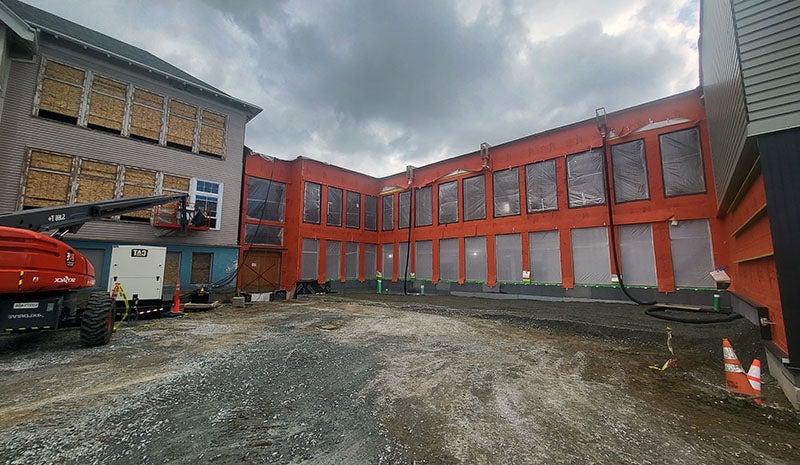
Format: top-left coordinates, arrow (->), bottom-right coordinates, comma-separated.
80,292 -> 115,347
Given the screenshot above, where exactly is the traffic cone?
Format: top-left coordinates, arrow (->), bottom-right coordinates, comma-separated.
722,338 -> 761,404
171,281 -> 182,314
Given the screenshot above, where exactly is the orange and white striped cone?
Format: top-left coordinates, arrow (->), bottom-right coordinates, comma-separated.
722,338 -> 761,405
171,281 -> 182,314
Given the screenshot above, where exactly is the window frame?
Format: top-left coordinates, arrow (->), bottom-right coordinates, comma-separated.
566,149 -> 607,209
303,181 -> 322,224
326,186 -> 343,227
658,127 -> 707,198
462,174 -> 487,222
245,176 -> 286,223
524,159 -> 558,213
610,138 -> 650,204
189,252 -> 213,284
398,190 -> 412,229
345,191 -> 361,229
190,178 -> 223,231
437,180 -> 459,225
415,186 -> 433,227
381,194 -> 394,231
492,167 -> 521,218
364,195 -> 378,231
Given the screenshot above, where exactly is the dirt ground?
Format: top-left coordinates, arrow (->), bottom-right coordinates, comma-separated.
1,294 -> 798,464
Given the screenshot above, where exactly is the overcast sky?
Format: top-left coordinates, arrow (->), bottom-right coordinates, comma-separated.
28,0 -> 699,177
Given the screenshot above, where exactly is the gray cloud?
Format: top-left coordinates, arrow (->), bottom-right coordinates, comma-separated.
27,0 -> 699,176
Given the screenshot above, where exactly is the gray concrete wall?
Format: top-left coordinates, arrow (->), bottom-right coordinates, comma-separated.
0,40 -> 248,247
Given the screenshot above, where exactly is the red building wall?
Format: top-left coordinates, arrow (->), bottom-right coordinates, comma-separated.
241,89 -> 728,301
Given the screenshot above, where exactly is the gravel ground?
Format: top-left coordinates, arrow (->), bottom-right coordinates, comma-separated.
1,294 -> 798,464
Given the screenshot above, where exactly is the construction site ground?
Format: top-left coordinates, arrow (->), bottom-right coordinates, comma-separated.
1,294 -> 799,464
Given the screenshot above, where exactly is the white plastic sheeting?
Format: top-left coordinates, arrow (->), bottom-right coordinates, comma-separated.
325,241 -> 341,280
346,191 -> 360,228
567,150 -> 606,207
618,224 -> 656,286
365,195 -> 378,231
415,240 -> 432,280
364,244 -> 377,278
525,160 -> 558,212
612,140 -> 649,202
398,242 -> 410,279
438,181 -> 459,224
415,187 -> 433,226
493,168 -> 520,217
399,191 -> 411,228
246,178 -> 286,221
303,182 -> 321,223
439,238 -> 459,282
669,219 -> 715,288
463,175 -> 486,221
244,224 -> 283,245
660,128 -> 706,197
301,239 -> 318,280
465,236 -> 487,282
571,227 -> 611,284
495,234 -> 522,282
382,243 -> 394,279
345,242 -> 359,279
327,187 -> 342,226
382,195 -> 394,230
529,231 -> 561,283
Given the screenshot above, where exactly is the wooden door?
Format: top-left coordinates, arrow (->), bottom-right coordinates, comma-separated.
240,250 -> 281,293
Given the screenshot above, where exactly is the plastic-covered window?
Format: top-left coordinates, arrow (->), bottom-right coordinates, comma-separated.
303,182 -> 321,223
567,150 -> 606,207
463,175 -> 486,221
495,234 -> 522,282
439,239 -> 459,282
346,191 -> 360,228
529,231 -> 561,283
415,240 -> 432,280
398,242 -> 409,279
327,187 -> 342,226
618,224 -> 656,286
571,227 -> 611,284
493,168 -> 520,217
325,241 -> 341,281
660,128 -> 705,197
246,177 -> 286,221
465,236 -> 487,282
244,224 -> 283,245
364,244 -> 377,278
438,181 -> 458,224
669,219 -> 714,288
399,191 -> 411,229
612,140 -> 649,202
381,243 -> 394,279
365,195 -> 378,231
382,195 -> 394,231
525,160 -> 557,212
301,239 -> 318,280
345,242 -> 359,279
415,186 -> 433,226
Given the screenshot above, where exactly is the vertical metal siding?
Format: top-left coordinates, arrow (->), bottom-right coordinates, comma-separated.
734,0 -> 800,135
0,41 -> 248,247
700,0 -> 750,208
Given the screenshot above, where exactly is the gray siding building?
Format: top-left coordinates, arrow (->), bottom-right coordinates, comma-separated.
0,0 -> 261,293
700,0 -> 800,407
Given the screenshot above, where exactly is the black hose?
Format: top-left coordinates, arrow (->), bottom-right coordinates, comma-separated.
645,307 -> 742,324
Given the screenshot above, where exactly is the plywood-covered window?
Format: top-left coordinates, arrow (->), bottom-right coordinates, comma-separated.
199,110 -> 226,157
190,252 -> 212,284
164,251 -> 182,286
37,60 -> 85,124
129,88 -> 164,143
22,150 -> 75,208
121,167 -> 157,221
76,159 -> 117,204
87,76 -> 127,133
167,100 -> 198,150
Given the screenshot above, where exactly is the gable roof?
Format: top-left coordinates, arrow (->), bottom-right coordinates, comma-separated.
2,0 -> 261,119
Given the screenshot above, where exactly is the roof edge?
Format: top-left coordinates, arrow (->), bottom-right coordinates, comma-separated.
0,0 -> 36,47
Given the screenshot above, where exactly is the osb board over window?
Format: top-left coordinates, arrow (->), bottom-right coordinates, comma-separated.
167,100 -> 197,149
87,76 -> 127,132
190,253 -> 212,284
164,251 -> 181,286
22,150 -> 74,208
38,60 -> 85,120
162,173 -> 191,212
199,110 -> 225,157
122,168 -> 156,220
130,88 -> 164,142
76,159 -> 117,203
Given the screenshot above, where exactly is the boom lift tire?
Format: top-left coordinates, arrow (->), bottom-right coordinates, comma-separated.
80,292 -> 115,347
